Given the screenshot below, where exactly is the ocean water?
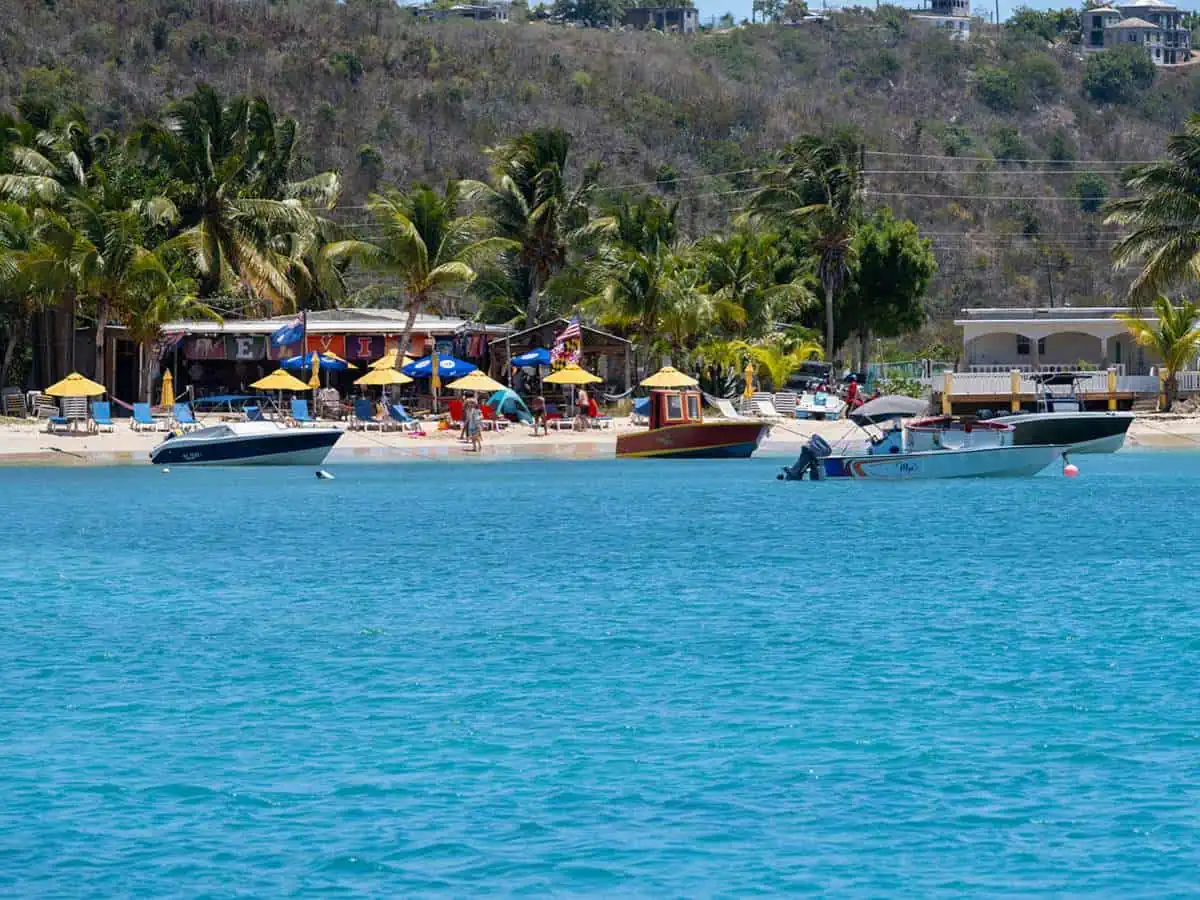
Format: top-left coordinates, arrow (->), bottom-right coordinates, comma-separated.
2,452 -> 1199,896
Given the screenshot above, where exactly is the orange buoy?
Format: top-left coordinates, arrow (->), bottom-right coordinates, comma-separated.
1063,463 -> 1079,478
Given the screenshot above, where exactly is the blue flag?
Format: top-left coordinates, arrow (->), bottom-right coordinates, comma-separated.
271,314 -> 303,347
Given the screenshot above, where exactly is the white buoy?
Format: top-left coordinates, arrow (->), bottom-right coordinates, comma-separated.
161,467 -> 170,474
1063,463 -> 1079,478
315,470 -> 334,480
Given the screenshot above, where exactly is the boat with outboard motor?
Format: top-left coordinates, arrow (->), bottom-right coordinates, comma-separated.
616,388 -> 770,458
149,421 -> 342,466
780,409 -> 1066,480
987,373 -> 1133,454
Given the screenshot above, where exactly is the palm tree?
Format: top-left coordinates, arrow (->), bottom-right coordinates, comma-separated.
695,228 -> 814,339
132,86 -> 339,311
732,338 -> 825,392
462,129 -> 598,326
1116,297 -> 1200,410
0,202 -> 44,389
1107,116 -> 1200,307
121,283 -> 221,403
328,183 -> 510,355
748,136 -> 862,359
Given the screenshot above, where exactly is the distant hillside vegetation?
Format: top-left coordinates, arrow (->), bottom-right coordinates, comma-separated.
2,0 -> 1196,323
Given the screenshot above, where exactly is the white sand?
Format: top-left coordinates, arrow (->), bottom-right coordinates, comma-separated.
0,414 -> 1192,466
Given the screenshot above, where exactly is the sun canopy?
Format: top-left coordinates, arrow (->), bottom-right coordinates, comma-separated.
251,370 -> 312,392
280,352 -> 357,372
45,372 -> 106,397
849,394 -> 928,426
511,348 -> 552,368
370,350 -> 415,371
544,363 -> 602,385
641,365 -> 699,388
355,367 -> 413,386
402,355 -> 478,379
448,371 -> 506,392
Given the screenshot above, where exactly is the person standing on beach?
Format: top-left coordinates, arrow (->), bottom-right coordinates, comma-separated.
575,387 -> 589,431
531,395 -> 547,436
465,398 -> 483,452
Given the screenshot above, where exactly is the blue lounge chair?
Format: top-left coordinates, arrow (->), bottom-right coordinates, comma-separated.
131,403 -> 159,432
387,403 -> 419,432
352,398 -> 382,432
244,405 -> 264,422
46,409 -> 70,434
90,401 -> 114,432
291,398 -> 317,425
173,402 -> 199,431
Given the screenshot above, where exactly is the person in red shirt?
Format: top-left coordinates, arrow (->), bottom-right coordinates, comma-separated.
845,375 -> 861,410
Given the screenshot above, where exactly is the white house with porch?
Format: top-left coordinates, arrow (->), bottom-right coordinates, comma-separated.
955,307 -> 1159,375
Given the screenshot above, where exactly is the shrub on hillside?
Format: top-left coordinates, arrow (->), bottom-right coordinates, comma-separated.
975,66 -> 1020,111
1075,173 -> 1108,212
1083,44 -> 1155,103
1013,53 -> 1061,102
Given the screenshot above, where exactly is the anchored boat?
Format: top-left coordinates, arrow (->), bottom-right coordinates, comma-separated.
989,373 -> 1133,454
150,421 -> 342,466
616,388 -> 770,459
781,412 -> 1065,480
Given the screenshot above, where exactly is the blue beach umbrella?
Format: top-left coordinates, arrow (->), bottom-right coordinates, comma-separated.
511,348 -> 551,369
402,355 -> 478,379
280,351 -> 353,372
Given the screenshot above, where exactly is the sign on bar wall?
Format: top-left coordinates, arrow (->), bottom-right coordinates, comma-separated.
345,335 -> 384,360
305,334 -> 346,357
184,336 -> 226,360
225,335 -> 266,360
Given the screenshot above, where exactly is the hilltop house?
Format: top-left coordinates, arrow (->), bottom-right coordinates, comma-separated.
1083,1 -> 1191,65
622,7 -> 699,34
911,0 -> 972,41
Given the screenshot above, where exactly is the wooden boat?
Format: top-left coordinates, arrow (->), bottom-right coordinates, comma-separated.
616,389 -> 770,459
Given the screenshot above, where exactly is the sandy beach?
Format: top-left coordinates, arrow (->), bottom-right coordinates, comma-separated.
1,413 -> 1198,466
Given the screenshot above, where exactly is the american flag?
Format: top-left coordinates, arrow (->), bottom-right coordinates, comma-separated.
556,316 -> 581,343
552,316 -> 582,368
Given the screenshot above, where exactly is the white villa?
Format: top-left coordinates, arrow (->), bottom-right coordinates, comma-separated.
912,0 -> 972,41
955,307 -> 1159,374
1083,1 -> 1191,65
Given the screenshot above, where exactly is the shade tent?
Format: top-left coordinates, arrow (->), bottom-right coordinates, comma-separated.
45,372 -> 106,397
488,389 -> 533,424
511,348 -> 552,368
402,355 -> 478,379
849,394 -> 928,426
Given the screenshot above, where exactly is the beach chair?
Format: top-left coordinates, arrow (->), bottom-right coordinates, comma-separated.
1,388 -> 24,418
773,392 -> 799,418
90,401 -> 115,433
244,405 -> 264,422
62,396 -> 89,431
753,399 -> 782,419
290,398 -> 317,426
131,402 -> 160,431
447,398 -> 465,428
32,392 -> 59,421
481,404 -> 510,431
173,402 -> 199,432
45,401 -> 70,434
388,403 -> 422,433
352,398 -> 383,432
708,398 -> 753,421
544,402 -> 572,431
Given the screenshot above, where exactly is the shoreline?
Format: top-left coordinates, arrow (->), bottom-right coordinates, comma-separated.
0,415 -> 1198,467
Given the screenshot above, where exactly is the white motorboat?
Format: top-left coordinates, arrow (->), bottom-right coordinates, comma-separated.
149,421 -> 342,466
780,415 -> 1065,481
988,374 -> 1132,454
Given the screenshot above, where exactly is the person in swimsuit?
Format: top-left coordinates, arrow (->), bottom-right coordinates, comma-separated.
531,394 -> 547,436
464,398 -> 483,452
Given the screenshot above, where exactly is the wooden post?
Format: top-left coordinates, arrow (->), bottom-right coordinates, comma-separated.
941,370 -> 953,416
1159,367 -> 1168,412
624,343 -> 632,393
1010,368 -> 1021,413
1107,367 -> 1117,412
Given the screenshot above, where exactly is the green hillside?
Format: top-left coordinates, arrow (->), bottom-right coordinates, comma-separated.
2,0 -> 1195,325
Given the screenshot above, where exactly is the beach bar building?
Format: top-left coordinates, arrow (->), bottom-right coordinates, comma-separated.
489,318 -> 633,395
94,309 -> 510,407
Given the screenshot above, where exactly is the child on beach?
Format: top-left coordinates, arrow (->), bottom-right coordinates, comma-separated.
464,398 -> 483,452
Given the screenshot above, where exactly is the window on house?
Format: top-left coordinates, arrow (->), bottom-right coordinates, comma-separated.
1017,335 -> 1030,356
1038,338 -> 1046,355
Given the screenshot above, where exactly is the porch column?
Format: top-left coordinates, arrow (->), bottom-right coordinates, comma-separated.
1099,336 -> 1108,366
1030,333 -> 1040,371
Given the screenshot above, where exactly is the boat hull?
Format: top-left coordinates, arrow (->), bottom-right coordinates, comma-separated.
821,444 -> 1064,479
989,412 -> 1133,454
150,428 -> 342,466
616,421 -> 770,459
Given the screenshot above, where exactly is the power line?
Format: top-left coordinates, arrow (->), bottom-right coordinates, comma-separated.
864,150 -> 1159,165
864,169 -> 1127,176
865,190 -> 1103,202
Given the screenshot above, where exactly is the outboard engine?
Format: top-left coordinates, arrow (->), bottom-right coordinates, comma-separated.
779,434 -> 832,481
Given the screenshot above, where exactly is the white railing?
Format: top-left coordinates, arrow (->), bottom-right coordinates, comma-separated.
1177,371 -> 1200,393
944,371 -> 1161,397
967,363 -> 1126,375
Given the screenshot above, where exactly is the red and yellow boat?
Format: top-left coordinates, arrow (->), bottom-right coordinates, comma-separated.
616,389 -> 770,459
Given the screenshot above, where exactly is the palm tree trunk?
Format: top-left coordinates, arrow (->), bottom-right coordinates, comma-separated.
823,279 -> 835,362
395,300 -> 425,357
1167,370 -> 1178,411
94,297 -> 109,389
0,311 -> 28,390
139,341 -> 157,404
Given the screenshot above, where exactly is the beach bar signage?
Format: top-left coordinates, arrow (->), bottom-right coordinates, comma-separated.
305,334 -> 346,357
226,335 -> 266,360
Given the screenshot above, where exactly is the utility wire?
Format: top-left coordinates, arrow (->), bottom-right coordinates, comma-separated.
864,150 -> 1159,165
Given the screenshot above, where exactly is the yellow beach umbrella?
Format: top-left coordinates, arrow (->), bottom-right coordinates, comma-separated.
355,367 -> 413,386
45,372 -> 106,397
308,350 -> 321,389
252,369 -> 311,392
160,369 -> 175,408
430,345 -> 441,391
370,350 -> 414,370
641,365 -> 699,388
447,371 -> 505,392
743,362 -> 755,400
544,363 -> 602,385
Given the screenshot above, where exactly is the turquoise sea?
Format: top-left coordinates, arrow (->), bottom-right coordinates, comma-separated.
2,452 -> 1199,895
